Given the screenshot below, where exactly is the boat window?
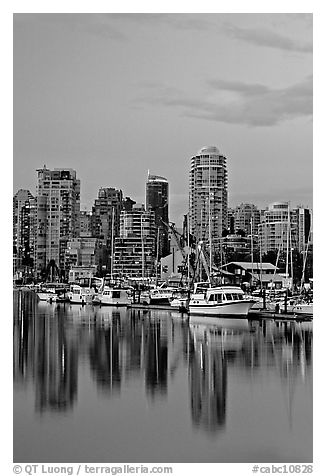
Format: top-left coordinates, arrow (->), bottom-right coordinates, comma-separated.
216,294 -> 222,303
232,294 -> 239,300
238,294 -> 243,300
73,289 -> 80,294
208,294 -> 216,301
112,291 -> 121,298
225,293 -> 233,300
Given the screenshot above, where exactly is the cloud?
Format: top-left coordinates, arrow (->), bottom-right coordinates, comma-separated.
224,23 -> 312,53
14,13 -> 127,41
139,76 -> 312,127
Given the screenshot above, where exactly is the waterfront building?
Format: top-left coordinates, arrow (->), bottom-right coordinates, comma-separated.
90,187 -> 124,273
68,265 -> 97,283
295,206 -> 312,252
220,261 -> 283,288
80,210 -> 92,237
34,167 -> 80,279
64,237 -> 99,270
146,173 -> 170,258
227,208 -> 235,234
258,202 -> 311,255
259,202 -> 293,255
215,234 -> 251,258
189,146 -> 228,256
232,203 -> 261,236
13,189 -> 36,276
90,187 -> 123,241
113,204 -> 156,278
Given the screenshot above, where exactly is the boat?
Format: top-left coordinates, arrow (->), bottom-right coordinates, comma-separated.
138,284 -> 177,305
35,283 -> 68,302
188,282 -> 256,317
93,286 -> 131,306
293,301 -> 313,315
67,277 -> 103,304
169,289 -> 189,311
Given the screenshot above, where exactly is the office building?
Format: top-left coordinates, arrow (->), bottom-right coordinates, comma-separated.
146,173 -> 170,258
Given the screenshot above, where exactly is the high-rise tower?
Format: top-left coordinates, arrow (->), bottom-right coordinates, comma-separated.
146,173 -> 169,258
35,166 -> 80,278
13,189 -> 36,274
189,146 -> 228,254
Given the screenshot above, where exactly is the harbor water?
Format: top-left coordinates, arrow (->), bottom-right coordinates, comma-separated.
13,291 -> 313,463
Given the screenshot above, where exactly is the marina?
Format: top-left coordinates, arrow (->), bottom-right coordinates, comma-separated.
13,13 -> 313,466
14,290 -> 312,463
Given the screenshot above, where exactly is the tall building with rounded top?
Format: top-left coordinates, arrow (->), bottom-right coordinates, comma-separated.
189,146 -> 228,252
146,173 -> 169,258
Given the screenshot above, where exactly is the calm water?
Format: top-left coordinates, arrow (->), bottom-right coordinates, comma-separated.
13,291 -> 313,463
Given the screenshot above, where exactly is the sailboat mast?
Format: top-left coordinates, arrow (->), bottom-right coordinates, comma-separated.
155,226 -> 160,285
141,213 -> 145,282
285,203 -> 290,280
250,218 -> 254,287
300,227 -> 311,292
110,207 -> 115,280
208,155 -> 212,276
187,213 -> 190,285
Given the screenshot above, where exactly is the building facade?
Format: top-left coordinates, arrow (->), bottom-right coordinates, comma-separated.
146,173 -> 170,258
295,207 -> 312,252
80,210 -> 92,237
258,202 -> 312,255
35,167 -> 80,278
13,189 -> 36,275
189,146 -> 228,256
90,187 -> 123,241
113,204 -> 156,278
232,203 -> 261,236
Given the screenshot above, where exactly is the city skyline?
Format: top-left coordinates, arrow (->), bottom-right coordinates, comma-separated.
14,13 -> 312,224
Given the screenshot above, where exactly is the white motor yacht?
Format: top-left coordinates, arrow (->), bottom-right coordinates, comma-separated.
189,282 -> 256,317
94,286 -> 131,306
67,277 -> 103,304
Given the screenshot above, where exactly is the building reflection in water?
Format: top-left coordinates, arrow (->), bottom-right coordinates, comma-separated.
89,312 -> 122,395
13,292 -> 312,434
144,318 -> 168,398
14,292 -> 78,413
188,329 -> 227,433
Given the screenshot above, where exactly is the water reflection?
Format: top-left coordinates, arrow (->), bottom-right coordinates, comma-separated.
14,291 -> 312,456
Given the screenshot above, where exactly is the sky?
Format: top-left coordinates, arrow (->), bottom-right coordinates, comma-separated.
13,13 -> 313,224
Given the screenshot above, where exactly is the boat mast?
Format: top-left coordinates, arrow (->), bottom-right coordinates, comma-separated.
141,213 -> 145,283
208,155 -> 212,277
250,218 -> 254,288
285,203 -> 290,283
187,213 -> 190,286
199,209 -> 203,281
155,226 -> 160,286
290,224 -> 294,291
110,207 -> 115,280
300,226 -> 311,293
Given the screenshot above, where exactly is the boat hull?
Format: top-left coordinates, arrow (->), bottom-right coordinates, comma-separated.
98,297 -> 130,306
68,294 -> 94,304
189,300 -> 255,317
36,292 -> 56,301
293,303 -> 313,315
